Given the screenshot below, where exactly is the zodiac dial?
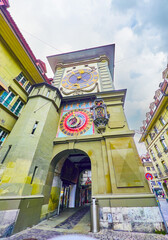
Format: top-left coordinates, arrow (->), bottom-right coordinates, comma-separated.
59,109 -> 93,136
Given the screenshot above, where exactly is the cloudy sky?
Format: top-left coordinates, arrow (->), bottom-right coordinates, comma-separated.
9,0 -> 168,155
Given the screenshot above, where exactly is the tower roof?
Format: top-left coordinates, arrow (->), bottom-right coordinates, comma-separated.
47,44 -> 115,80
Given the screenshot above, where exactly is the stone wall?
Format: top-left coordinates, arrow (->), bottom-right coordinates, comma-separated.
0,209 -> 19,237
99,206 -> 165,233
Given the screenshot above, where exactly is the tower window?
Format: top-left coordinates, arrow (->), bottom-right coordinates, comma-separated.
1,145 -> 12,164
146,139 -> 149,145
156,164 -> 162,176
54,93 -> 57,101
151,181 -> 156,186
46,90 -> 50,98
150,149 -> 156,159
154,144 -> 162,157
25,83 -> 32,94
15,73 -> 27,87
30,166 -> 38,184
15,73 -> 32,94
11,99 -> 24,116
31,121 -> 38,134
149,133 -> 154,140
0,128 -> 8,147
159,116 -> 166,126
161,160 -> 168,170
154,126 -> 159,134
0,91 -> 15,108
160,136 -> 168,151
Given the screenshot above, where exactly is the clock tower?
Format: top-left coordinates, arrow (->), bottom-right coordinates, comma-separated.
0,44 -> 163,235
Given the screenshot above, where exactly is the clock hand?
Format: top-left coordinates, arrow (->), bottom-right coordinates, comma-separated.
73,72 -> 82,80
81,69 -> 94,79
70,71 -> 81,79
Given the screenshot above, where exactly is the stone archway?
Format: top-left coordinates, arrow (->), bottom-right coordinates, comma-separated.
41,149 -> 92,218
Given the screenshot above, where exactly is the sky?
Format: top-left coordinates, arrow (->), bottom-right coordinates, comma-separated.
9,0 -> 168,155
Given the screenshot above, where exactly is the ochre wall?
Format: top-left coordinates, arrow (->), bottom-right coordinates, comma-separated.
0,87 -> 61,197
52,136 -> 149,197
0,40 -> 21,87
0,86 -> 156,235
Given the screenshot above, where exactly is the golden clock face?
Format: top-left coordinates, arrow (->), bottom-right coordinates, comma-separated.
61,68 -> 98,90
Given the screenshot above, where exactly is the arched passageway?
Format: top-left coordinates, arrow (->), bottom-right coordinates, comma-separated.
45,149 -> 91,216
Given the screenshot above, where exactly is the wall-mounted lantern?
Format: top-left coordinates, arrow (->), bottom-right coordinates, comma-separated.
91,99 -> 110,133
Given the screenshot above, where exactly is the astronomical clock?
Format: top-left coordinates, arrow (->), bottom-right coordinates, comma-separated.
59,64 -> 100,96
49,44 -> 115,96
56,101 -> 94,138
59,108 -> 93,137
49,44 -> 115,137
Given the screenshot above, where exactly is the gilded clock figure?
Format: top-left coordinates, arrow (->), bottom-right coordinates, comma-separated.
61,68 -> 98,90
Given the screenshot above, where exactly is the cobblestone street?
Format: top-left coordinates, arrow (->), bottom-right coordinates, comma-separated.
4,228 -> 168,240
4,206 -> 168,240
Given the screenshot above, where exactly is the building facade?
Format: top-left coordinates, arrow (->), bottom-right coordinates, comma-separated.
141,153 -> 163,196
0,44 -> 163,236
0,0 -> 50,148
0,1 -> 165,237
140,65 -> 168,199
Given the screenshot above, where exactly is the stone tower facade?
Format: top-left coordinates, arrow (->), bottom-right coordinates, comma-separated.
0,45 -> 164,236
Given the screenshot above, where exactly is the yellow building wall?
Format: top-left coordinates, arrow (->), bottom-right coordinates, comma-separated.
144,102 -> 168,183
0,107 -> 17,132
0,39 -> 34,139
0,40 -> 22,87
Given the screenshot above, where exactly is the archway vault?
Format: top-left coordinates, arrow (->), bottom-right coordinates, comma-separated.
41,135 -> 153,220
42,147 -> 92,218
52,138 -> 112,196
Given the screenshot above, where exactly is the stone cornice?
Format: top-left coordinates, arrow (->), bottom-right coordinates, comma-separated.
56,55 -> 109,70
53,130 -> 135,145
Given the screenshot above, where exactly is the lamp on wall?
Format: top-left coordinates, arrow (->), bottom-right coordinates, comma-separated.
91,99 -> 110,133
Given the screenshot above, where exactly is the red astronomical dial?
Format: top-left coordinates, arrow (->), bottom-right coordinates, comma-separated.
60,109 -> 93,136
